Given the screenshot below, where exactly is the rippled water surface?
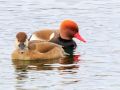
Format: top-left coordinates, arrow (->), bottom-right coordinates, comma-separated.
0,0 -> 120,90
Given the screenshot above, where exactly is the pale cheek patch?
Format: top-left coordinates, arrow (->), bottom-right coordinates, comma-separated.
49,33 -> 55,40
15,39 -> 28,50
30,34 -> 40,41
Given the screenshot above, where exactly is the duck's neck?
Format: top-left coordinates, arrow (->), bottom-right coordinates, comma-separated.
60,33 -> 72,40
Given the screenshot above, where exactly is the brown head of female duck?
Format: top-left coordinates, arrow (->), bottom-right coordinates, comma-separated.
15,32 -> 28,54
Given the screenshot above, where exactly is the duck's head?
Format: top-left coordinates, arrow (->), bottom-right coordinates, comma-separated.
15,32 -> 28,53
60,20 -> 86,42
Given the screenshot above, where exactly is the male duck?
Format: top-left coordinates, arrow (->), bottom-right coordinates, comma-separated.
29,20 -> 86,48
12,32 -> 66,60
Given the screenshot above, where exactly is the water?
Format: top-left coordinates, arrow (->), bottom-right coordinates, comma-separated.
0,0 -> 120,90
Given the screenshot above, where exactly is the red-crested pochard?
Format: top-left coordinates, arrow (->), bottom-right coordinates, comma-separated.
29,20 -> 86,53
12,32 -> 67,60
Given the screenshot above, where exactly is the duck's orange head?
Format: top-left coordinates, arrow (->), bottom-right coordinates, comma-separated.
16,32 -> 28,52
60,20 -> 86,43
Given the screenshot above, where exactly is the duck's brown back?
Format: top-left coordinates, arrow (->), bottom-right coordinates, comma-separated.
32,29 -> 59,41
28,41 -> 62,53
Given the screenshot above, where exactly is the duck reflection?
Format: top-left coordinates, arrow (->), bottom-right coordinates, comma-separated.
12,54 -> 80,71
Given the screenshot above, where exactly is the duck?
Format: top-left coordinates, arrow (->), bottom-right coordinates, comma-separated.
12,32 -> 66,60
29,20 -> 86,54
29,20 -> 86,46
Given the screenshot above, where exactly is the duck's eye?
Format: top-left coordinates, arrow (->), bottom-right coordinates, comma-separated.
17,39 -> 23,42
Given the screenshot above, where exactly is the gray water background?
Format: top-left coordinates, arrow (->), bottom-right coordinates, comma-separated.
0,0 -> 120,90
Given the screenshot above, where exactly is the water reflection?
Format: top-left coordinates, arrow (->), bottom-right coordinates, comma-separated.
12,55 -> 80,89
12,55 -> 80,71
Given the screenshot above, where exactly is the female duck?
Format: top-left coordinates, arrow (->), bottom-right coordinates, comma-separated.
12,32 -> 66,60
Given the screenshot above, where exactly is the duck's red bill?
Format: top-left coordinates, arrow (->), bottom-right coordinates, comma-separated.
73,55 -> 80,62
74,33 -> 86,43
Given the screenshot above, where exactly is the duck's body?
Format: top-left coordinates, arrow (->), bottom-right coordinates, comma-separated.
12,42 -> 64,60
30,30 -> 76,48
29,29 -> 58,41
12,32 -> 65,60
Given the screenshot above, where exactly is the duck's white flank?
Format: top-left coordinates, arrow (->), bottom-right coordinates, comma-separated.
30,34 -> 40,41
49,32 -> 55,40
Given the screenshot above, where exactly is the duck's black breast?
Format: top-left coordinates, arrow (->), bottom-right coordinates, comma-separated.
49,34 -> 77,54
